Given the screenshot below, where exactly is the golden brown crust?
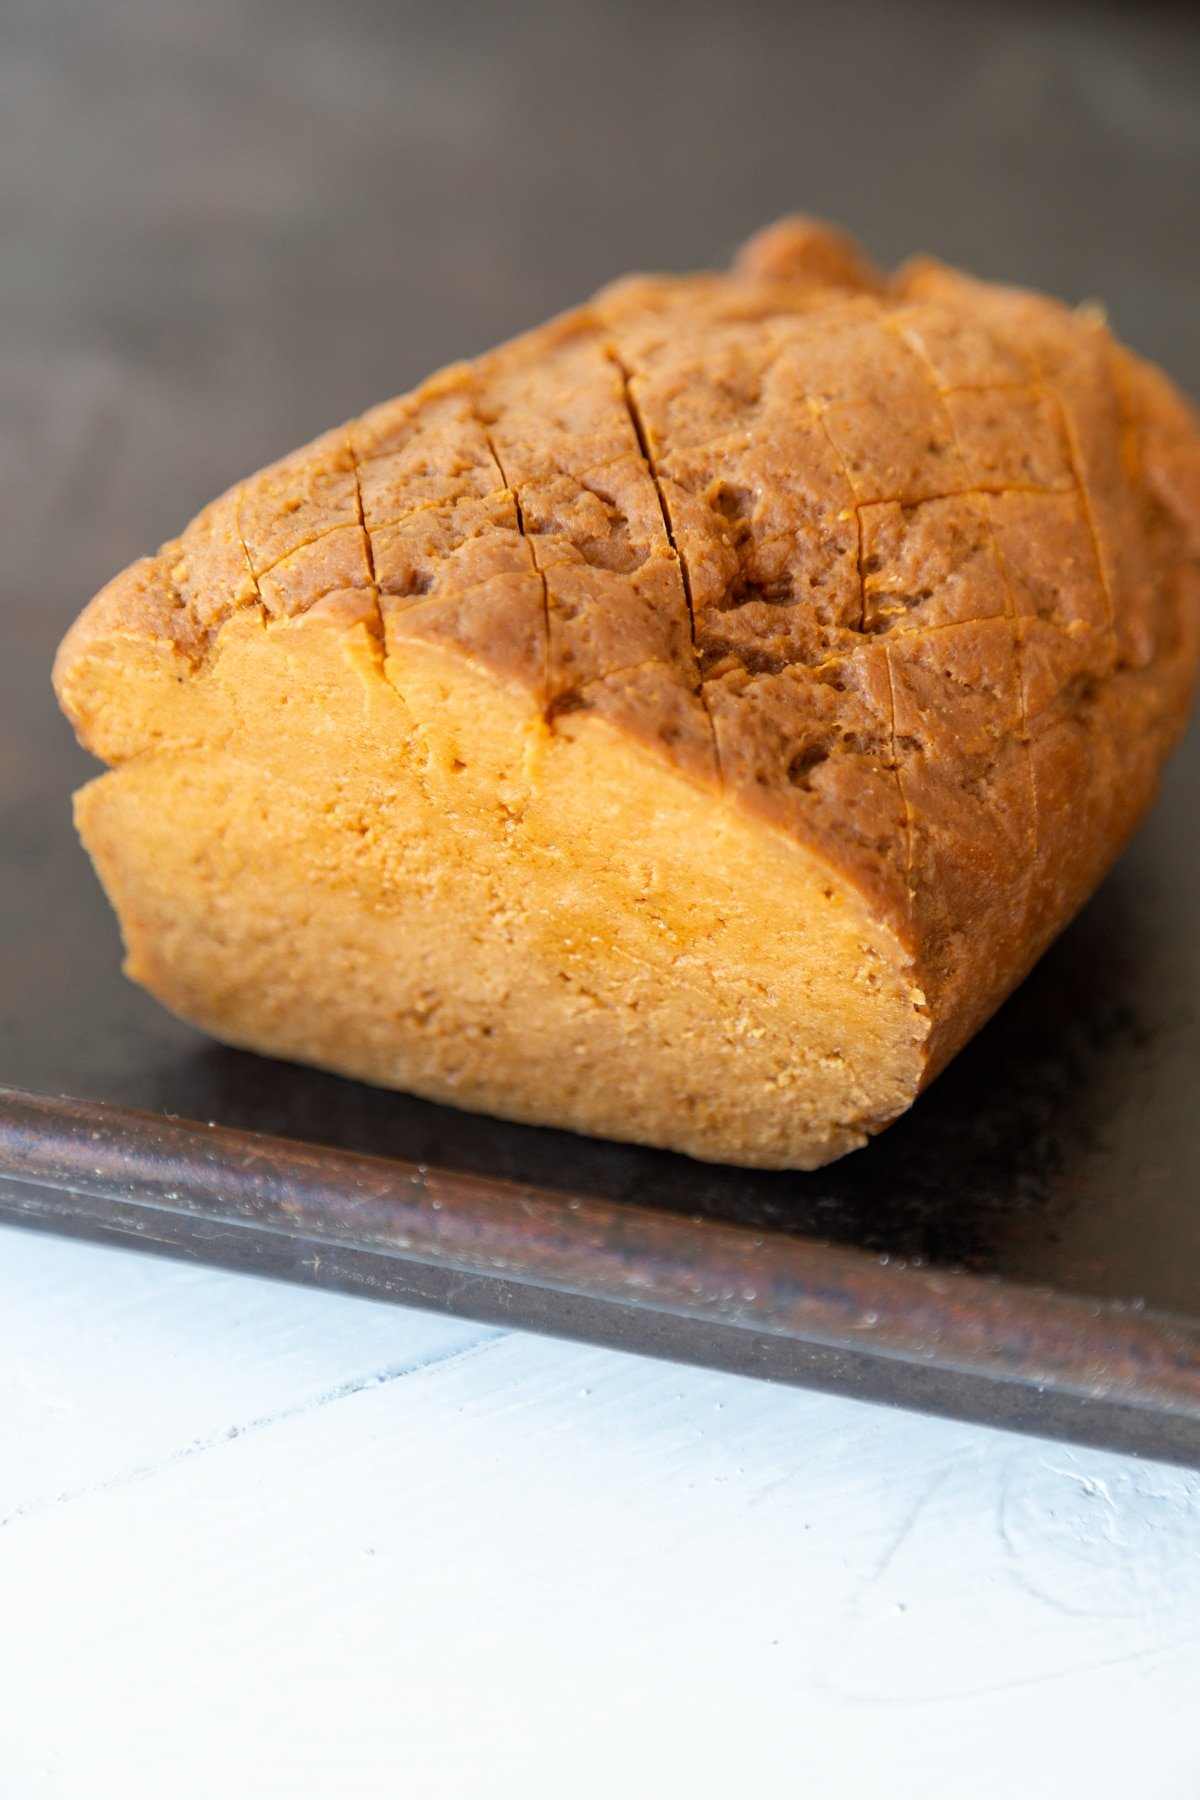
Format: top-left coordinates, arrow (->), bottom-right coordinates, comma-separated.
55,216 -> 1200,1101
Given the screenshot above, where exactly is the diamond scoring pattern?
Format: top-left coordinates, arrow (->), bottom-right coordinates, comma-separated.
151,247 -> 1179,995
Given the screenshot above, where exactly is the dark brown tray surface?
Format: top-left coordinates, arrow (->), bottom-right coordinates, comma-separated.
3,0 -> 1200,1464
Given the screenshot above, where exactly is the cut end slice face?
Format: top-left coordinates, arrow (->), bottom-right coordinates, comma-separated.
69,610 -> 929,1169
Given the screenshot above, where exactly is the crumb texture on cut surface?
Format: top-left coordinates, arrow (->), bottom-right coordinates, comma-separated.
53,217 -> 1200,1166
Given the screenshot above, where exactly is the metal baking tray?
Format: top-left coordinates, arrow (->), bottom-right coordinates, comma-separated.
5,0 -> 1200,1467
3,710 -> 1200,1466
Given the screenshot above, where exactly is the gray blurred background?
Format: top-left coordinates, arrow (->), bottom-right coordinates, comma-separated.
5,0 -> 1198,611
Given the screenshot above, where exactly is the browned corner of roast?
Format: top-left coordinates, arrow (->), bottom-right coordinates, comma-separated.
52,550 -> 205,760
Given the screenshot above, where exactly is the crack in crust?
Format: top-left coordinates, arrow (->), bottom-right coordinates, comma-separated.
346,431 -> 384,643
1046,386 -> 1118,643
880,639 -> 914,918
251,518 -> 363,585
806,394 -> 913,910
232,485 -> 268,619
607,346 -> 722,790
807,400 -> 868,632
885,317 -> 1040,865
983,501 -> 1036,856
476,402 -> 551,713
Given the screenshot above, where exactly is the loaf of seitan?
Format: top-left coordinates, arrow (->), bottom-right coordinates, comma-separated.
54,218 -> 1200,1168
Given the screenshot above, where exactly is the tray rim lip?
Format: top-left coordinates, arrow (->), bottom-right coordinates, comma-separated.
3,1083 -> 1198,1427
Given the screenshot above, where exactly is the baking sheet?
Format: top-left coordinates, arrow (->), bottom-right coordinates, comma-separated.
3,0 -> 1199,1464
3,1066 -> 1200,1465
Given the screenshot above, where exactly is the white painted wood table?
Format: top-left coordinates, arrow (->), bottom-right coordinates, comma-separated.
1,1223 -> 1197,1799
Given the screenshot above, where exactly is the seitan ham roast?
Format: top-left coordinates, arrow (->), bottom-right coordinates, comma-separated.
54,218 -> 1200,1167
